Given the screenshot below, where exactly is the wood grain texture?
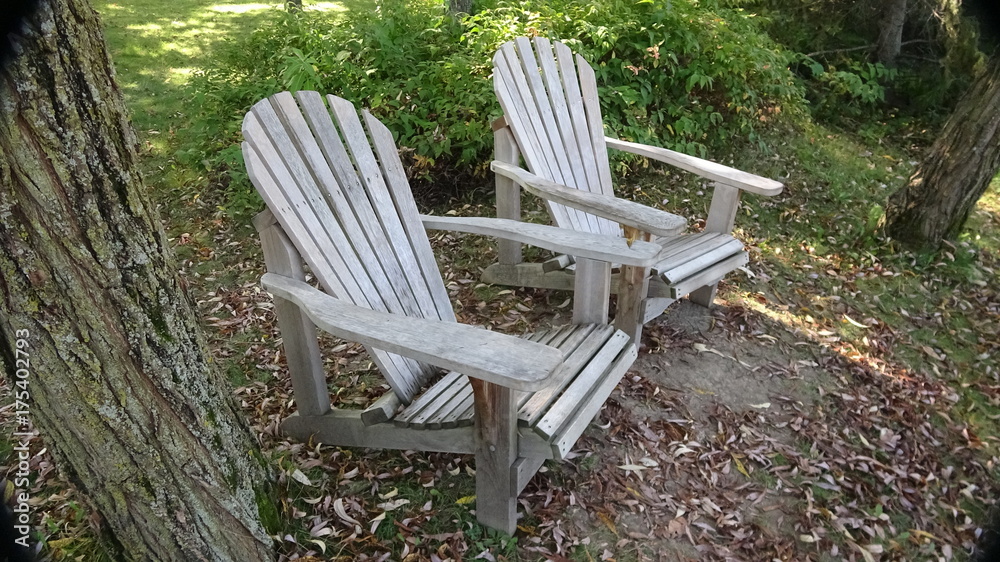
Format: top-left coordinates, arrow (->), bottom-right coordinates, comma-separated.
257,222 -> 330,417
281,410 -> 476,454
494,126 -> 523,265
261,273 -> 564,391
421,215 -> 659,266
472,380 -> 518,533
572,258 -> 611,325
492,161 -> 686,237
605,137 -> 784,195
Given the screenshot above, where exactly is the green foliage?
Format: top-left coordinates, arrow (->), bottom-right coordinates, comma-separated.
805,59 -> 897,123
741,0 -> 981,128
187,0 -> 806,212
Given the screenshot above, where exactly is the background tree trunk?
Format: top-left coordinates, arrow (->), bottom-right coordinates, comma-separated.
876,0 -> 908,66
0,1 -> 275,560
885,56 -> 1000,249
447,0 -> 472,15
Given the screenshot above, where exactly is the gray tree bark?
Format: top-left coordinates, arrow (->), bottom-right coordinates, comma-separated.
885,56 -> 1000,250
876,0 -> 908,66
0,1 -> 275,560
448,0 -> 472,15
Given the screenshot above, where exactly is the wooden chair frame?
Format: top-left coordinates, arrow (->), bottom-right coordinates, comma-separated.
244,91 -> 660,532
483,37 -> 784,338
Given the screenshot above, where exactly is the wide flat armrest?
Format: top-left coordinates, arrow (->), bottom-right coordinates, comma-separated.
261,273 -> 562,391
605,137 -> 784,196
421,215 -> 659,267
491,161 -> 687,237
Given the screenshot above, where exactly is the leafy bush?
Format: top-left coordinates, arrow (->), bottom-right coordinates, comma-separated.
804,59 -> 897,122
186,0 -> 806,211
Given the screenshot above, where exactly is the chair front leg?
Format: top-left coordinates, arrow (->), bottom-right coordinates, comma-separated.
471,378 -> 518,533
690,183 -> 741,308
614,226 -> 651,343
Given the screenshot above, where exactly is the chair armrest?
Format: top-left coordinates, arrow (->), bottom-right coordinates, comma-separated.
261,273 -> 563,391
491,161 -> 687,237
605,137 -> 784,196
420,215 -> 659,267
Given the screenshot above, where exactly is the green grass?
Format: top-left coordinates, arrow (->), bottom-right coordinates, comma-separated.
94,0 -> 365,228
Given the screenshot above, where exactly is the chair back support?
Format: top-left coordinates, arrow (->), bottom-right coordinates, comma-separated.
242,91 -> 456,402
493,37 -> 621,237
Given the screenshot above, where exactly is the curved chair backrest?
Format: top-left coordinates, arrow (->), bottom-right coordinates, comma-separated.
493,37 -> 621,238
242,91 -> 455,402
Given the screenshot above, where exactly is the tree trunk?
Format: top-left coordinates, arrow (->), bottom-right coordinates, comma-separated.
876,0 -> 908,66
0,1 -> 275,560
885,56 -> 1000,250
447,0 -> 472,15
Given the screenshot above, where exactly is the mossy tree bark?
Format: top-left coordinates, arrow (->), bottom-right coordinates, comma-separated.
885,56 -> 1000,250
0,1 -> 275,560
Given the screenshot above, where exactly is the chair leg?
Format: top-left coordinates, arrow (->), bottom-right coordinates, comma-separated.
688,283 -> 718,308
471,380 -> 518,533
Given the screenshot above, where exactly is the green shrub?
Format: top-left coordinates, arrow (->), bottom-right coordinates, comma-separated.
186,0 -> 806,212
803,59 -> 897,123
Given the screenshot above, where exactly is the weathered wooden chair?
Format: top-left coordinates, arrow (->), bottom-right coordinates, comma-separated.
484,37 -> 784,335
242,91 -> 663,532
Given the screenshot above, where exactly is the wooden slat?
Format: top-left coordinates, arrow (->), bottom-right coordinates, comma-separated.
533,331 -> 632,439
243,119 -> 353,301
656,232 -> 743,273
244,122 -> 421,399
427,378 -> 475,429
652,232 -> 727,266
493,48 -> 559,185
532,37 -> 588,194
576,53 -> 615,199
550,346 -> 637,459
434,326 -> 576,428
658,237 -> 744,283
254,97 -> 394,310
420,215 -> 659,267
439,389 -> 475,428
323,95 -> 432,319
495,45 -> 581,232
281,409 -> 476,455
361,108 -> 456,322
493,51 -> 553,182
519,324 -> 616,425
301,93 -> 439,390
669,251 -> 749,299
394,370 -> 465,427
513,37 -> 575,193
553,40 -> 604,200
247,96 -> 428,399
518,37 -> 599,235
